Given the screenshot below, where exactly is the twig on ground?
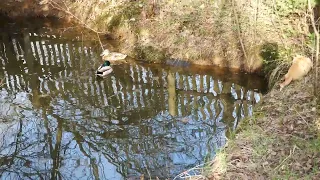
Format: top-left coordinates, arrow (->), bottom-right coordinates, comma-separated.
272,145 -> 296,172
294,109 -> 310,127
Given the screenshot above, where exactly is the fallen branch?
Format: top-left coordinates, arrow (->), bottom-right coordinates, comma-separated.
47,0 -> 107,34
272,145 -> 296,173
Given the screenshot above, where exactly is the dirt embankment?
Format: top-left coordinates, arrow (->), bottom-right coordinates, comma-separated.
0,0 -> 311,76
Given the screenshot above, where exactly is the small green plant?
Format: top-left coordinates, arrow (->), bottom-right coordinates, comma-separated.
307,32 -> 316,51
274,0 -> 310,16
260,42 -> 279,73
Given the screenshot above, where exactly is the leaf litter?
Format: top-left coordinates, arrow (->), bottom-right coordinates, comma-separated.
207,75 -> 319,179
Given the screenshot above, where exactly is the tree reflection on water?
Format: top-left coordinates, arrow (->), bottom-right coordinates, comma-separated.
0,26 -> 266,179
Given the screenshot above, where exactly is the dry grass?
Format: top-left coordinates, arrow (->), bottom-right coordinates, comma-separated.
137,0 -> 258,70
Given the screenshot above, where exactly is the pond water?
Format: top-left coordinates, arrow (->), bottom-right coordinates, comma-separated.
0,16 -> 267,179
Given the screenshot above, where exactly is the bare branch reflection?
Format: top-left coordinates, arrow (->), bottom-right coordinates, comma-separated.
0,26 -> 267,179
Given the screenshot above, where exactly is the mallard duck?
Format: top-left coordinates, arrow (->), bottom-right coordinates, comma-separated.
100,49 -> 127,61
96,60 -> 113,77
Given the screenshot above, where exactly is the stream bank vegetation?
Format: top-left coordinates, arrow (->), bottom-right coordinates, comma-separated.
39,0 -> 317,87
1,1 -> 317,76
0,0 -> 319,179
8,1 -> 304,72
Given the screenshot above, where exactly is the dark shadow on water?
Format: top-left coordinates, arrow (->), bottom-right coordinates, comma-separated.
0,17 -> 268,179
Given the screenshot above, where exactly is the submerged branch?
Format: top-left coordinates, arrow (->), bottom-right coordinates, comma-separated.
96,33 -> 105,51
0,78 -> 5,87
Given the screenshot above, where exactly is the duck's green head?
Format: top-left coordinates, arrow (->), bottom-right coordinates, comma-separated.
102,60 -> 111,67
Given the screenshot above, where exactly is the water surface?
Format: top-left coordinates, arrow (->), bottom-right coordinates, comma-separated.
0,17 -> 267,179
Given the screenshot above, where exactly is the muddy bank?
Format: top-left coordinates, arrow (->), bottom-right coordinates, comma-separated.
0,0 -> 57,18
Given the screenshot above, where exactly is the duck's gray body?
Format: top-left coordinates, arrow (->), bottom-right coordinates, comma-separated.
100,49 -> 127,61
